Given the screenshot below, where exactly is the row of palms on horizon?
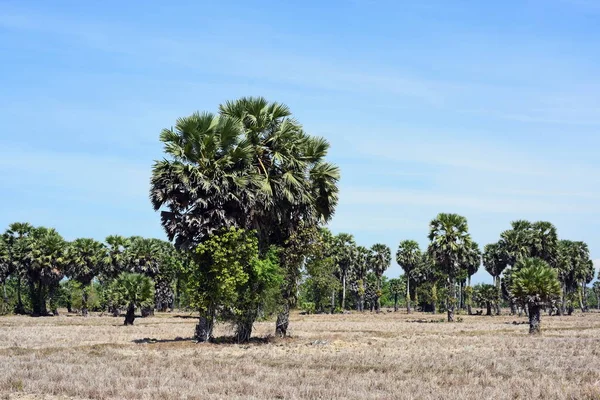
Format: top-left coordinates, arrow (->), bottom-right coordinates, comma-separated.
1,97 -> 597,338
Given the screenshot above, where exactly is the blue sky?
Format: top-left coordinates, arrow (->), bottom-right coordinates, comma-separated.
1,0 -> 599,282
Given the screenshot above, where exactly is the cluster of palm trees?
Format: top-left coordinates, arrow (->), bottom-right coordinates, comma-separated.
302,214 -> 597,334
150,97 -> 340,341
0,222 -> 182,324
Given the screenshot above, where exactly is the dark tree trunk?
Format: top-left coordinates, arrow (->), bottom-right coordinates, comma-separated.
561,285 -> 567,315
195,307 -> 215,342
495,275 -> 502,315
406,280 -> 412,314
111,305 -> 120,317
81,287 -> 89,317
124,303 -> 135,325
2,283 -> 7,314
341,274 -> 346,311
30,281 -> 39,316
447,278 -> 456,322
376,277 -> 382,313
358,292 -> 365,312
276,302 -> 290,337
393,293 -> 398,312
236,311 -> 257,343
15,276 -> 26,315
468,304 -> 473,315
38,280 -> 47,316
510,301 -> 517,315
141,307 -> 153,318
486,302 -> 492,316
528,304 -> 541,334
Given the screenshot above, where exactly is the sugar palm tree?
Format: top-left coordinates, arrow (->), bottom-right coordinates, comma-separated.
483,242 -> 509,315
104,235 -> 129,279
29,227 -> 67,316
593,281 -> 600,311
474,284 -> 497,316
509,258 -> 561,334
66,238 -> 108,317
220,97 -> 340,336
151,99 -> 339,339
370,244 -> 391,312
353,246 -> 371,312
0,236 -> 9,313
388,278 -> 405,312
150,112 -> 258,250
112,272 -> 155,325
3,222 -> 34,314
396,240 -> 422,314
331,233 -> 355,310
530,221 -> 559,265
428,213 -> 473,322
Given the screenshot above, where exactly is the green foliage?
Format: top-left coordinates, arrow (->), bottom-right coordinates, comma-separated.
111,273 -> 155,309
509,258 -> 561,306
66,238 -> 107,286
428,213 -> 472,279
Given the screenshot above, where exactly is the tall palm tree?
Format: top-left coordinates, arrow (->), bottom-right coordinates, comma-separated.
104,235 -> 129,279
220,97 -> 339,336
396,240 -> 422,314
593,281 -> 600,311
370,244 -> 391,312
332,233 -> 355,310
3,222 -> 34,314
29,227 -> 67,316
530,221 -> 559,265
353,246 -> 371,312
428,213 -> 473,322
150,112 -> 258,250
0,236 -> 9,314
66,238 -> 108,317
151,99 -> 339,338
462,241 -> 481,314
509,258 -> 561,334
483,242 -> 508,315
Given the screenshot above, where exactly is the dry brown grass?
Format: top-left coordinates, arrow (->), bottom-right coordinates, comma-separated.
2,309 -> 600,399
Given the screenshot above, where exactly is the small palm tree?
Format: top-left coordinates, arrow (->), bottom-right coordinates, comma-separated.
474,284 -> 497,316
509,258 -> 561,334
112,273 -> 154,325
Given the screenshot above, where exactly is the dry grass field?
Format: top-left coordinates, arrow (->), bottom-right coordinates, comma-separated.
1,310 -> 600,400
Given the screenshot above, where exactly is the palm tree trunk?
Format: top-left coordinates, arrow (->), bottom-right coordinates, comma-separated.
376,277 -> 382,313
330,289 -> 335,313
38,280 -> 47,316
2,283 -> 7,314
597,294 -> 600,311
406,279 -> 411,314
447,278 -> 456,322
581,282 -> 588,312
30,281 -> 40,317
486,302 -> 492,316
394,293 -> 398,312
124,303 -> 135,325
341,274 -> 346,310
528,304 -> 541,334
561,284 -> 567,315
495,275 -> 502,315
431,283 -> 437,315
81,285 -> 89,317
15,276 -> 25,315
579,284 -> 585,313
